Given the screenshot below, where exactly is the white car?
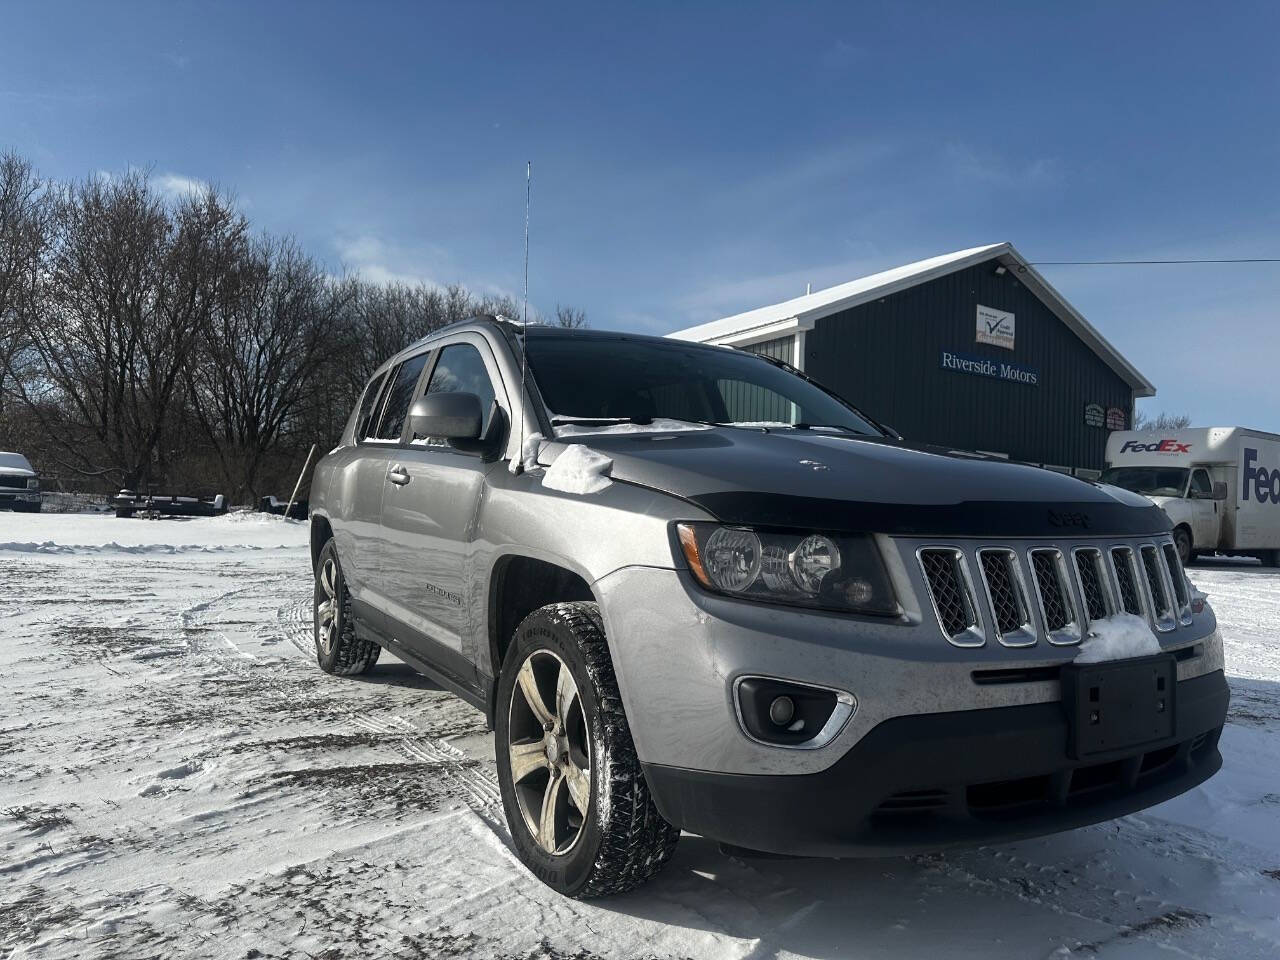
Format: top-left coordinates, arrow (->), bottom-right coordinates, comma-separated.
0,452 -> 41,512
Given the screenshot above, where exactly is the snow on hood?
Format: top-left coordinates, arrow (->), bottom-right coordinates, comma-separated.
541,444 -> 613,495
0,451 -> 35,476
509,432 -> 546,475
1074,613 -> 1162,664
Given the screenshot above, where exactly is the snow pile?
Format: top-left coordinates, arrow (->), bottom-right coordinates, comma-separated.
0,540 -> 285,555
509,431 -> 545,474
0,512 -> 308,552
554,418 -> 711,438
541,444 -> 613,494
1187,576 -> 1209,604
1074,613 -> 1162,664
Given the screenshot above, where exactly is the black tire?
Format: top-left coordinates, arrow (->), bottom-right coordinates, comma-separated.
313,539 -> 380,676
495,601 -> 679,898
1173,527 -> 1194,567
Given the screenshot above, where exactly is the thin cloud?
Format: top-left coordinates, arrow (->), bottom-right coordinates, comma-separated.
944,142 -> 1062,188
153,172 -> 209,199
333,235 -> 446,289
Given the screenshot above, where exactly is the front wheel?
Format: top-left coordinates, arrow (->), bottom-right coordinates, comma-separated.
495,602 -> 679,898
1174,527 -> 1194,566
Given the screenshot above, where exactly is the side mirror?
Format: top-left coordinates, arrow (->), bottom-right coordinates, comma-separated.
1212,481 -> 1228,501
408,392 -> 483,442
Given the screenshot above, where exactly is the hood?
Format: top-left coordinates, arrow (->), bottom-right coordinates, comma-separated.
548,427 -> 1167,538
0,452 -> 35,477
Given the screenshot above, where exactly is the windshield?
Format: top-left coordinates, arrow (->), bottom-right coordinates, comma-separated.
525,335 -> 883,435
0,452 -> 33,473
1100,466 -> 1188,497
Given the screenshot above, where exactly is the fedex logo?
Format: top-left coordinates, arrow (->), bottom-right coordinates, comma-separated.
1119,439 -> 1192,454
1243,448 -> 1280,504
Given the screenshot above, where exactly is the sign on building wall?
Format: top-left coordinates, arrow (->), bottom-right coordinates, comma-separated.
1084,403 -> 1105,428
940,350 -> 1039,385
976,304 -> 1015,350
1106,407 -> 1128,431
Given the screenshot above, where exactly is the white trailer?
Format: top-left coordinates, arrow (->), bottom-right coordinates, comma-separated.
1104,426 -> 1280,565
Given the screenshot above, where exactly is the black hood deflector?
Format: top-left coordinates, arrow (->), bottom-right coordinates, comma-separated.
562,428 -> 1168,538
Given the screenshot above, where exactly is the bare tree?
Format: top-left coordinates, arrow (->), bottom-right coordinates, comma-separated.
0,153 -> 46,419
186,236 -> 347,500
554,304 -> 588,328
10,172 -> 245,488
1134,411 -> 1192,431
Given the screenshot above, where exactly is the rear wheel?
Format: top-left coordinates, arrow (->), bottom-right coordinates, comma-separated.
495,601 -> 679,898
313,539 -> 380,675
1173,527 -> 1194,566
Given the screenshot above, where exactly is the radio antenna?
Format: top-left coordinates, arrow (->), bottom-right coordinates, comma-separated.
515,161 -> 532,475
522,161 -> 531,325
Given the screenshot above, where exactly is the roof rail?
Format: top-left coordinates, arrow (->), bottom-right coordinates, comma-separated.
404,313 -> 524,351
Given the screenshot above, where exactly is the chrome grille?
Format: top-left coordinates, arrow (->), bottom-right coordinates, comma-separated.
1141,544 -> 1176,630
918,548 -> 981,645
977,549 -> 1033,645
1163,543 -> 1192,624
1074,548 -> 1111,622
913,536 -> 1187,647
1029,549 -> 1080,644
1111,547 -> 1143,615
1141,547 -> 1168,613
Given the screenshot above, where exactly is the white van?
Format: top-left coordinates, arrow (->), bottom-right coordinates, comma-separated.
1104,427 -> 1280,566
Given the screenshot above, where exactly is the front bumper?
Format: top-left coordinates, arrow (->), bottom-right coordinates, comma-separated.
642,669 -> 1228,857
594,565 -> 1224,777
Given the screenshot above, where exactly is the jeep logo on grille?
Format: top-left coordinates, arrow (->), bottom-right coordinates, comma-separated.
1048,509 -> 1091,529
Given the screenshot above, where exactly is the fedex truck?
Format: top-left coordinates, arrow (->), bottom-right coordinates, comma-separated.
1104,426 -> 1280,566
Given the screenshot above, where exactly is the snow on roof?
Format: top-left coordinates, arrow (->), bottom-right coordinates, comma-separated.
668,242 -> 1155,397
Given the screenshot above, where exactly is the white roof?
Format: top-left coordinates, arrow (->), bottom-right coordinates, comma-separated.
668,242 -> 1155,397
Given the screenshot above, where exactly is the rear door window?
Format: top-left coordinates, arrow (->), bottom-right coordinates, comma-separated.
372,352 -> 431,441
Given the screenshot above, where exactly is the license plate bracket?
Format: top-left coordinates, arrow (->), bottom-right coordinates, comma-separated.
1061,654 -> 1176,760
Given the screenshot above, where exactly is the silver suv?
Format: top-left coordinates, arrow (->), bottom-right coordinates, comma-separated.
309,316 -> 1228,898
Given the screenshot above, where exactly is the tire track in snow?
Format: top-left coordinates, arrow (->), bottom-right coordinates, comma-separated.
273,591 -> 502,810
185,587 -> 504,816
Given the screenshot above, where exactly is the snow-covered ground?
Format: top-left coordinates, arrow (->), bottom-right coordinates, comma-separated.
1,513 -> 1278,959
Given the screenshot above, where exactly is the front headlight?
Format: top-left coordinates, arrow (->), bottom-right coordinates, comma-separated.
26,478 -> 39,490
676,522 -> 898,615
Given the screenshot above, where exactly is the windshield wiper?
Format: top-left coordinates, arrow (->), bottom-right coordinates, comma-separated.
551,415 -> 723,428
551,416 -> 637,426
790,422 -> 868,434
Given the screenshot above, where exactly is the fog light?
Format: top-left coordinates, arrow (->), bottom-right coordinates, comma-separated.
734,676 -> 856,748
768,695 -> 796,727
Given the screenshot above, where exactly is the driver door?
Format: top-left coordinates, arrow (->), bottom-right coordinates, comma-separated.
377,336 -> 504,687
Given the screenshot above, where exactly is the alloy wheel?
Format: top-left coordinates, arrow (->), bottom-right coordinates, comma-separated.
507,649 -> 592,855
316,557 -> 338,655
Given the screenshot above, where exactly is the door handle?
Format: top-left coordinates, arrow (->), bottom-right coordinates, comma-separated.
387,465 -> 411,486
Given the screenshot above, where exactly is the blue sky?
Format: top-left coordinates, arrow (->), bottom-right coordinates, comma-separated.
4,1 -> 1278,428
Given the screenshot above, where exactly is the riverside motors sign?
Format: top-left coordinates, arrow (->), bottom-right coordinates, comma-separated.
940,350 -> 1039,386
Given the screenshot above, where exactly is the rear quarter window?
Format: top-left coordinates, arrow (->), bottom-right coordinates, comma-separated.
355,371 -> 388,441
